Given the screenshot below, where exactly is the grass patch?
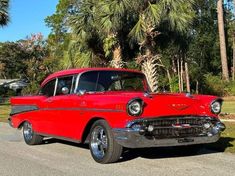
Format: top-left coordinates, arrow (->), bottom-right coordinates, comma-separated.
222,100 -> 235,114
0,104 -> 10,122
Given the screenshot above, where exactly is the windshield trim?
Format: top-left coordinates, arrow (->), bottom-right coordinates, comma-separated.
75,70 -> 149,93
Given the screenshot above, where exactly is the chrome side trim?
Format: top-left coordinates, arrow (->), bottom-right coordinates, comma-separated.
74,73 -> 82,93
10,105 -> 39,116
10,105 -> 124,115
36,132 -> 81,144
70,75 -> 75,94
40,107 -> 124,112
53,77 -> 58,96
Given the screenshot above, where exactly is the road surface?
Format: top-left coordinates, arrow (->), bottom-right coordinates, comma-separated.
0,122 -> 234,176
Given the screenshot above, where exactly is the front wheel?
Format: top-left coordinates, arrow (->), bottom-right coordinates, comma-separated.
23,121 -> 43,145
89,120 -> 123,164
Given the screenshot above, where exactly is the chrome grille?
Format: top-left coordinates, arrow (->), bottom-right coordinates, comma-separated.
147,117 -> 209,127
153,126 -> 204,138
143,116 -> 217,139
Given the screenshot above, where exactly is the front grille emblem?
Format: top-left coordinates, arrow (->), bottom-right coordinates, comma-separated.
172,123 -> 191,128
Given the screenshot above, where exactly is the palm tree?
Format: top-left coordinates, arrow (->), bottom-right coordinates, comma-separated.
96,0 -> 132,68
128,0 -> 195,92
68,0 -> 107,67
69,0 -> 133,68
217,0 -> 229,81
0,0 -> 9,26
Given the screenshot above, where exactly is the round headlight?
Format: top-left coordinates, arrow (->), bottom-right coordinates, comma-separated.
211,101 -> 221,114
127,98 -> 143,116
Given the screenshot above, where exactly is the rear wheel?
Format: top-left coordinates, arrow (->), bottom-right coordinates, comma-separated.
89,120 -> 123,164
23,121 -> 43,145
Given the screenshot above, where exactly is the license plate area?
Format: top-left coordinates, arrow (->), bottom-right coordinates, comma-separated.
178,138 -> 194,143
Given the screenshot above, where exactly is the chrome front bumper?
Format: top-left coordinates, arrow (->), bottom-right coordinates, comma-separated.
113,118 -> 225,148
113,128 -> 220,148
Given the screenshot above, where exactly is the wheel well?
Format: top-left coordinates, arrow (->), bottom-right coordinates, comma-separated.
18,121 -> 26,129
82,117 -> 104,143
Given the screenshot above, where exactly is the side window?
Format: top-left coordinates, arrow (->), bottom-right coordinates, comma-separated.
122,77 -> 144,91
40,79 -> 56,97
77,71 -> 104,92
56,76 -> 73,96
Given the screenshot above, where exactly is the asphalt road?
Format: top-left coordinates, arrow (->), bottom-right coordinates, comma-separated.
0,122 -> 235,176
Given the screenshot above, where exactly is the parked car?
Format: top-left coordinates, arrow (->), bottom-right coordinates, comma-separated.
9,68 -> 225,163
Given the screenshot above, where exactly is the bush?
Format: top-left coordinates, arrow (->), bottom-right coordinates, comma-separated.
202,73 -> 235,96
21,81 -> 39,95
0,86 -> 17,97
226,81 -> 235,96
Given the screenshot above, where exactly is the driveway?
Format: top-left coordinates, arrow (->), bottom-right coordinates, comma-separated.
0,122 -> 234,176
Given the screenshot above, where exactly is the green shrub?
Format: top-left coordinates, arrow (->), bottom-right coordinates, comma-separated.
202,73 -> 232,96
21,81 -> 39,95
226,81 -> 235,96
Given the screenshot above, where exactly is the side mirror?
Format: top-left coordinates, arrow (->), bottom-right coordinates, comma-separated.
77,89 -> 86,96
61,87 -> 69,95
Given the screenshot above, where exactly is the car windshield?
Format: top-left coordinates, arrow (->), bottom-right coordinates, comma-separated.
77,71 -> 149,92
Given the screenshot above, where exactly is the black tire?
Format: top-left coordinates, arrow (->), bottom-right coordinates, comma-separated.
89,120 -> 123,164
23,121 -> 43,145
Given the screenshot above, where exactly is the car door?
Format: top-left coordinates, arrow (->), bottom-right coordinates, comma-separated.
37,78 -> 58,135
53,71 -> 101,139
44,75 -> 84,139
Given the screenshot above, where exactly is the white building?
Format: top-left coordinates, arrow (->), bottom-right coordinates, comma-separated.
0,79 -> 28,91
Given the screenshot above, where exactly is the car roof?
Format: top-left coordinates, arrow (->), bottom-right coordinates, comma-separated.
41,67 -> 143,87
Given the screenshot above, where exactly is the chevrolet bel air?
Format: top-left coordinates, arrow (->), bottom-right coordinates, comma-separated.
9,68 -> 226,163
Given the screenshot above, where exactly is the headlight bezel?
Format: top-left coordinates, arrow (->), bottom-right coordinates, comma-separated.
127,98 -> 144,117
210,99 -> 223,114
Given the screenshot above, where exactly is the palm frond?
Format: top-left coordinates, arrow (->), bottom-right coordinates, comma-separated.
128,15 -> 146,43
161,0 -> 195,33
95,0 -> 132,34
145,2 -> 162,25
0,0 -> 9,26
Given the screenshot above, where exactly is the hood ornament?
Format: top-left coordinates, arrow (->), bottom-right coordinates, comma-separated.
143,91 -> 153,98
186,93 -> 193,98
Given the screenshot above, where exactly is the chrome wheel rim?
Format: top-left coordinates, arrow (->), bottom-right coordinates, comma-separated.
23,122 -> 33,141
90,126 -> 108,159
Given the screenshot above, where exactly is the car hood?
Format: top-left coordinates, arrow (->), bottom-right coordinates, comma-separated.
100,92 -> 218,118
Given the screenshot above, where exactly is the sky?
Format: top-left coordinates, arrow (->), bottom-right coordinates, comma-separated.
0,0 -> 58,42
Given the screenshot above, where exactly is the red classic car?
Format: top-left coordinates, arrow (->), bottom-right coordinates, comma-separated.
9,68 -> 225,163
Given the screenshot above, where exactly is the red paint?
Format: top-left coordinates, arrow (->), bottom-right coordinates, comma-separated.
10,68 -> 221,142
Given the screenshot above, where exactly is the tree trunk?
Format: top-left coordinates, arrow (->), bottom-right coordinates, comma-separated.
172,57 -> 177,74
233,34 -> 235,81
196,80 -> 199,94
185,62 -> 190,93
180,58 -> 184,92
141,57 -> 159,92
232,0 -> 235,81
177,58 -> 181,92
217,0 -> 229,81
111,44 -> 123,68
166,69 -> 172,92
